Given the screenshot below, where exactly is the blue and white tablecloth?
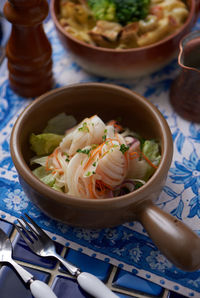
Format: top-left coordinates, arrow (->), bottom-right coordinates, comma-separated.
0,16 -> 200,298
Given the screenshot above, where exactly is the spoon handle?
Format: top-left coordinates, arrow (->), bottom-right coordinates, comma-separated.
9,259 -> 57,298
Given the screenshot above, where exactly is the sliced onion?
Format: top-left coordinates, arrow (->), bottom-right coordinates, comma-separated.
112,178 -> 146,197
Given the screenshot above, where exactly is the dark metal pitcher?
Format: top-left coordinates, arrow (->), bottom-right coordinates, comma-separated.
170,30 -> 200,123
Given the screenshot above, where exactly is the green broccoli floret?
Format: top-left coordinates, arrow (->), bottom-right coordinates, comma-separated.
87,0 -> 116,22
113,0 -> 151,25
87,0 -> 151,25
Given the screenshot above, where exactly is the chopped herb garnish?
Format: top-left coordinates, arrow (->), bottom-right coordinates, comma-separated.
102,129 -> 107,142
86,171 -> 91,176
92,162 -> 96,167
135,182 -> 143,190
120,144 -> 129,154
77,148 -> 91,155
102,135 -> 106,142
63,152 -> 70,162
92,171 -> 96,174
78,122 -> 89,133
91,144 -> 98,150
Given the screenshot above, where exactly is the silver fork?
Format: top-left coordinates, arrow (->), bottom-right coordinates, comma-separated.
16,214 -> 118,298
0,228 -> 57,298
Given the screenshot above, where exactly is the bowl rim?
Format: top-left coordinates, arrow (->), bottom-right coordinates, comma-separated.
50,0 -> 195,53
10,83 -> 173,208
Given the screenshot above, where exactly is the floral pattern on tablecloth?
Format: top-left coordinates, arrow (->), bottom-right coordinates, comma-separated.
0,18 -> 200,298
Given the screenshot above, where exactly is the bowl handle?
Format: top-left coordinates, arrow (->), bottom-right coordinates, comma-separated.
136,201 -> 200,271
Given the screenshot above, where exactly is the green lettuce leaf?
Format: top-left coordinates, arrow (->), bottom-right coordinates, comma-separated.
32,166 -> 64,192
142,140 -> 161,180
43,113 -> 77,135
32,166 -> 55,187
142,140 -> 161,162
30,156 -> 48,166
30,133 -> 63,156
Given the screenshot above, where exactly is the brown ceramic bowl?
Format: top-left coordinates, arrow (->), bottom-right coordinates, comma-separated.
50,0 -> 197,78
10,83 -> 200,271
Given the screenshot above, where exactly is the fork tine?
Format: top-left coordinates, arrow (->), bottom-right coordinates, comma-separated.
15,224 -> 34,248
20,216 -> 39,239
24,213 -> 49,238
17,218 -> 37,242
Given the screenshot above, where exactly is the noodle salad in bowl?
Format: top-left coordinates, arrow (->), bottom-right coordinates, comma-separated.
30,114 -> 161,199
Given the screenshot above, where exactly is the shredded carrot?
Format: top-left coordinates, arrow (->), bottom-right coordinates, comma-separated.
124,150 -> 129,167
107,120 -> 123,132
54,148 -> 62,169
130,150 -> 158,169
88,176 -> 97,198
96,180 -> 113,196
45,152 -> 54,172
96,180 -> 106,195
104,138 -> 115,146
140,151 -> 158,169
102,180 -> 113,190
114,133 -> 121,143
83,138 -> 115,171
129,151 -> 140,160
52,169 -> 64,175
45,148 -> 63,173
101,150 -> 109,158
83,144 -> 103,170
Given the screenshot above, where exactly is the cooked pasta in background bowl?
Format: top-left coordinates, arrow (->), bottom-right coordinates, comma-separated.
51,0 -> 197,78
10,83 -> 200,271
58,0 -> 189,49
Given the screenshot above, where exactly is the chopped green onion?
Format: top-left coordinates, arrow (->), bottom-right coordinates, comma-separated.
63,152 -> 70,162
120,144 -> 129,154
78,122 -> 89,132
77,148 -> 91,155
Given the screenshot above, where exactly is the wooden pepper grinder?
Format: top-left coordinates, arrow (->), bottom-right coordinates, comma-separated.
4,0 -> 54,98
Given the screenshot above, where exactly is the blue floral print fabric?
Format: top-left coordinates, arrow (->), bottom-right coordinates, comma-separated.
0,17 -> 200,298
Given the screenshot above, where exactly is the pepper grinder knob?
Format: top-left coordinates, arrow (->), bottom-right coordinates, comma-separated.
4,0 -> 54,98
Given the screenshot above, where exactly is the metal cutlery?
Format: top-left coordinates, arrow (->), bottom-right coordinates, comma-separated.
16,214 -> 118,298
0,228 -> 57,298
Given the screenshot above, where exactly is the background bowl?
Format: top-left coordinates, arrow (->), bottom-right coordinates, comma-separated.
50,0 -> 197,79
10,83 -> 200,271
